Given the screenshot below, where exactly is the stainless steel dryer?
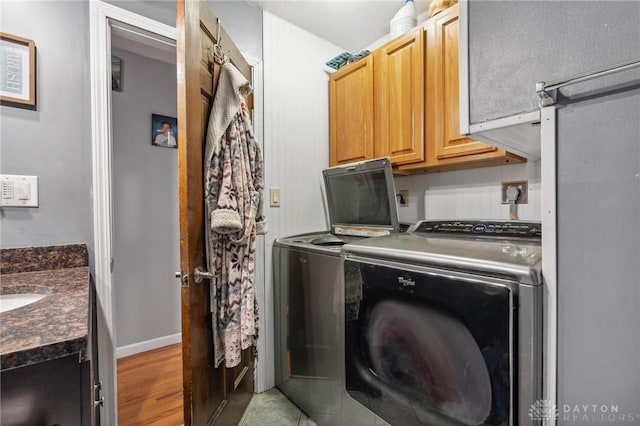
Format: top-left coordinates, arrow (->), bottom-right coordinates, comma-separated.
342,220 -> 543,426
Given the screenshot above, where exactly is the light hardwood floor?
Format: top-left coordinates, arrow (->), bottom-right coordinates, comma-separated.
117,344 -> 311,425
117,343 -> 184,426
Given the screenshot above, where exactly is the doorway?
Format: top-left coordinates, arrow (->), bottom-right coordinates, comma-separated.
90,2 -> 267,423
89,2 -> 178,423
110,22 -> 180,361
110,25 -> 182,425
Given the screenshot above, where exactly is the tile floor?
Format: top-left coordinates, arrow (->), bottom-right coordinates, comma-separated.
239,388 -> 317,426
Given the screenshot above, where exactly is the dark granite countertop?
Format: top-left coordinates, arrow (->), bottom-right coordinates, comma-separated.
1,244 -> 90,371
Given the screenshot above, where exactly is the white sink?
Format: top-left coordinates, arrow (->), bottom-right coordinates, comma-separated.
0,293 -> 47,314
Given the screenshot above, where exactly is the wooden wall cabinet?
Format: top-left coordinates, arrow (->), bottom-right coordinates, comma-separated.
329,4 -> 524,171
433,6 -> 495,160
400,4 -> 524,173
329,29 -> 424,167
373,28 -> 425,165
329,55 -> 374,166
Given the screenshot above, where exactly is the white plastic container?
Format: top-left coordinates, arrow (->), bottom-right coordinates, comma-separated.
390,0 -> 417,37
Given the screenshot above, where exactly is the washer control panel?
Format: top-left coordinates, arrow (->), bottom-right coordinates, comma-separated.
413,220 -> 541,239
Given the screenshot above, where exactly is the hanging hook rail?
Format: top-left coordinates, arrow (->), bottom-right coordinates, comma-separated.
537,58 -> 640,107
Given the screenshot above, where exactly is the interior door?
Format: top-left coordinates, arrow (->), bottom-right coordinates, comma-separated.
176,1 -> 254,424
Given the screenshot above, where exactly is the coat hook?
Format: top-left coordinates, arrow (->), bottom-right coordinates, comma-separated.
216,18 -> 222,48
213,17 -> 229,65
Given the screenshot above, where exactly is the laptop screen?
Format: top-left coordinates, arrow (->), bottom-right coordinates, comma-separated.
323,158 -> 399,236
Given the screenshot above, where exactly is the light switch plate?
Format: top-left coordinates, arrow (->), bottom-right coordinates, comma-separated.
1,174 -> 39,207
270,187 -> 280,207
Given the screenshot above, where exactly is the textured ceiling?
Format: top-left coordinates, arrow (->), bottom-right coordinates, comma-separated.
250,0 -> 431,52
115,0 -> 433,60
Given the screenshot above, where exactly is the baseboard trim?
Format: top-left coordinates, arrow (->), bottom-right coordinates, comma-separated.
116,333 -> 182,359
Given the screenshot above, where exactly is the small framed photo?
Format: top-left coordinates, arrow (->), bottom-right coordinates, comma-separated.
0,32 -> 36,109
111,56 -> 122,92
151,114 -> 178,149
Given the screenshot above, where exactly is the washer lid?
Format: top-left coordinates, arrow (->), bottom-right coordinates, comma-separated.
323,157 -> 399,236
342,232 -> 542,285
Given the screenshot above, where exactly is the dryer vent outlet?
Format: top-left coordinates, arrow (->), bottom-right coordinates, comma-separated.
501,181 -> 528,204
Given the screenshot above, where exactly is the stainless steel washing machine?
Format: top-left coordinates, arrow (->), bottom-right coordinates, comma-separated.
342,220 -> 543,426
273,158 -> 401,425
273,232 -> 370,424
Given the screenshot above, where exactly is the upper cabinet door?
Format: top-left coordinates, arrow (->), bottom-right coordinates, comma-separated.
432,5 -> 496,159
374,28 -> 425,165
329,56 -> 375,166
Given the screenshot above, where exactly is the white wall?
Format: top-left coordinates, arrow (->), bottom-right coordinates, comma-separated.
111,48 -> 180,353
0,1 -> 93,250
261,11 -> 344,390
394,161 -> 541,224
205,1 -> 263,60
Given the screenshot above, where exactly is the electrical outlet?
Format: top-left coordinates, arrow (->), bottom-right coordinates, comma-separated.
399,190 -> 409,207
501,181 -> 528,204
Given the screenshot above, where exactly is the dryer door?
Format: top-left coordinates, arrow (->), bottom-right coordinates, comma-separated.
344,259 -> 515,426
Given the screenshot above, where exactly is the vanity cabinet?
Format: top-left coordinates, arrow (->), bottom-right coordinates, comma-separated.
0,244 -> 99,426
1,355 -> 89,425
329,4 -> 524,172
0,279 -> 99,426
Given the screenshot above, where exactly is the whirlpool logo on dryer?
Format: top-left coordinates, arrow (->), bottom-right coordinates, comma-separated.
397,276 -> 415,287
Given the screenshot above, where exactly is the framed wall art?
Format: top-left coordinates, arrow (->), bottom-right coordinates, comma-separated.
111,55 -> 122,92
151,114 -> 178,149
0,32 -> 36,109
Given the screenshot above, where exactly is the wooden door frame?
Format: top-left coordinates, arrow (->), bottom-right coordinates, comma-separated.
90,2 -> 266,423
89,2 -> 177,423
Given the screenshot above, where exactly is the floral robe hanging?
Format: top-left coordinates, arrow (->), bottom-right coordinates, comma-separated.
204,62 -> 266,368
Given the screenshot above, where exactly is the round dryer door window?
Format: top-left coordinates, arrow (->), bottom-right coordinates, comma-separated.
367,300 -> 492,425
